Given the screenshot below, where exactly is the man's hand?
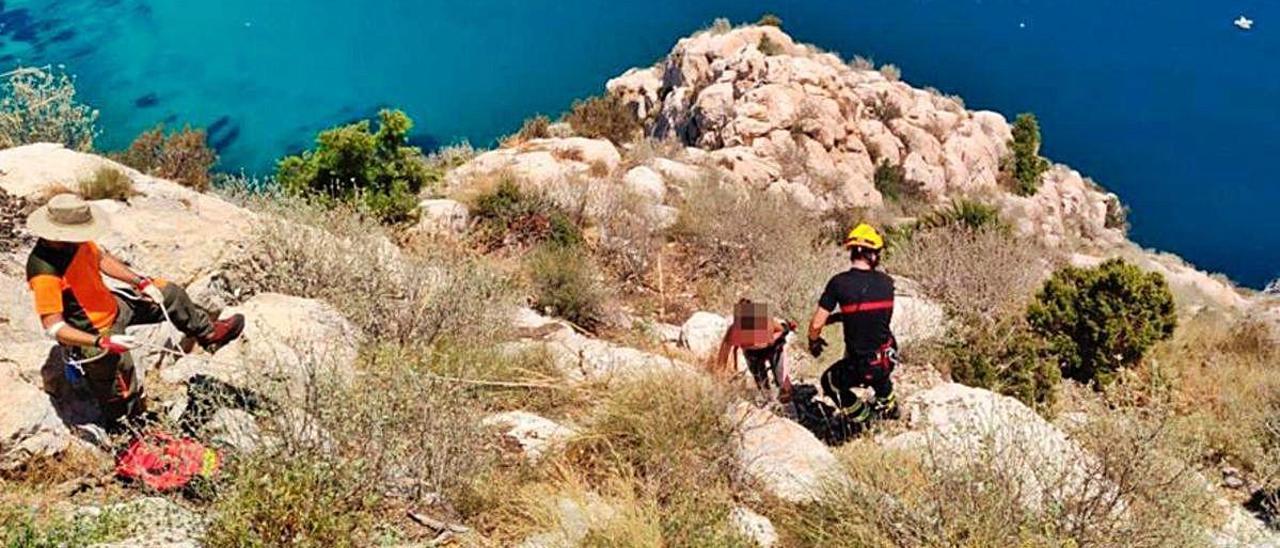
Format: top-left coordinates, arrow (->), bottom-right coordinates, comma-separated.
137,277 -> 165,305
96,334 -> 139,354
808,337 -> 828,358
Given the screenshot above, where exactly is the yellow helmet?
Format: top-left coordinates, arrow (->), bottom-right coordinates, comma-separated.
843,223 -> 884,250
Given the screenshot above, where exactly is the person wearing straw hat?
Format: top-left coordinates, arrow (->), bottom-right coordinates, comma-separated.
25,193 -> 245,425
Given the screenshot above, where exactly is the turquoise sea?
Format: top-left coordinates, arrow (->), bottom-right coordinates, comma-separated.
2,1 -> 1277,287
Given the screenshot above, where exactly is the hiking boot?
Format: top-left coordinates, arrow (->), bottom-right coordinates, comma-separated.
199,314 -> 245,353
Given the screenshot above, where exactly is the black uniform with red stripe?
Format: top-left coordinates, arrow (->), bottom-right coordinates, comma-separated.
816,268 -> 898,410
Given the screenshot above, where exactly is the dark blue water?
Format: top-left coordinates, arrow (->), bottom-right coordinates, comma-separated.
3,1 -> 1277,287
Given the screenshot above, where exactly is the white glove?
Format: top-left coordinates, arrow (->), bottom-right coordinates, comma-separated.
97,334 -> 140,354
138,277 -> 166,305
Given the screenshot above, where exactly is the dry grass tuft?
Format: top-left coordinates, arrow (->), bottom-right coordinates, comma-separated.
78,167 -> 137,202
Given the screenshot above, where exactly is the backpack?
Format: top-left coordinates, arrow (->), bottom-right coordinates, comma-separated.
788,384 -> 865,446
116,431 -> 221,492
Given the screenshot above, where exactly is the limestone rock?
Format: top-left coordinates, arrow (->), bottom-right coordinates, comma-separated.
508,309 -> 688,383
884,383 -> 1111,513
412,199 -> 470,239
891,278 -> 947,346
161,293 -> 360,401
0,144 -> 255,283
482,410 -> 577,461
999,165 -> 1126,250
446,138 -> 620,193
648,157 -> 702,184
621,165 -> 666,203
0,361 -> 70,470
730,402 -> 846,503
730,506 -> 778,547
680,312 -> 730,361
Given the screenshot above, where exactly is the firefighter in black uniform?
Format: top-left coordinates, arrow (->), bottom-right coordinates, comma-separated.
806,223 -> 900,424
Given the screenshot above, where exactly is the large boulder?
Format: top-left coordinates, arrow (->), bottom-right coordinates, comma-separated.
82,496 -> 205,548
680,312 -> 730,362
412,199 -> 470,239
730,402 -> 846,503
890,278 -> 947,346
884,383 -> 1112,514
0,361 -> 71,470
161,293 -> 360,401
730,506 -> 779,547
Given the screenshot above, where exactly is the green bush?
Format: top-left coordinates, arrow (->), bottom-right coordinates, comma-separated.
757,13 -> 783,27
505,114 -> 552,145
0,66 -> 99,151
526,244 -> 609,329
275,109 -> 437,223
117,124 -> 218,191
204,458 -> 375,547
564,94 -> 641,145
942,318 -> 1061,413
873,160 -> 924,203
78,167 -> 136,201
1006,113 -> 1050,196
471,177 -> 582,249
758,35 -> 785,56
919,199 -> 1006,232
0,504 -> 129,547
1027,258 -> 1177,386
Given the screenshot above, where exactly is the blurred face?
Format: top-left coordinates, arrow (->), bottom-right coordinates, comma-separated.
730,302 -> 773,348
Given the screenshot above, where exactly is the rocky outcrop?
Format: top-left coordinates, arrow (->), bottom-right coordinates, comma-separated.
730,402 -> 846,503
884,383 -> 1111,514
0,143 -> 255,283
81,496 -> 205,548
602,25 -> 1126,249
446,137 -> 621,193
890,278 -> 946,346
412,198 -> 470,239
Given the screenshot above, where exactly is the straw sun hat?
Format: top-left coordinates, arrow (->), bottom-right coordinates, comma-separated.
25,194 -> 110,243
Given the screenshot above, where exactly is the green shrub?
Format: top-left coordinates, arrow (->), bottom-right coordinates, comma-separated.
275,109 -> 437,223
471,177 -> 583,249
918,199 -> 1006,232
204,458 -> 375,547
117,124 -> 218,191
526,244 -> 609,328
941,318 -> 1061,413
565,94 -> 641,145
1006,113 -> 1050,196
0,66 -> 99,151
758,35 -> 785,56
1027,258 -> 1177,386
78,167 -> 136,201
0,504 -> 129,547
873,160 -> 924,203
757,13 -> 783,27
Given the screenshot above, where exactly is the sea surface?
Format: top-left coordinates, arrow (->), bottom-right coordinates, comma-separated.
2,1 -> 1277,286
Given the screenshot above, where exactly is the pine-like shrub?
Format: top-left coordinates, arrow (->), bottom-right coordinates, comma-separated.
1027,258 -> 1177,385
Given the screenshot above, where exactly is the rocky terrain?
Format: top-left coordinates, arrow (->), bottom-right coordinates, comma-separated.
2,23 -> 1278,547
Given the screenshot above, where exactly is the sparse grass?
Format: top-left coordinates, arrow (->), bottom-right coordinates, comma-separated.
870,91 -> 902,123
224,193 -> 515,346
78,166 -> 137,201
757,13 -> 782,27
0,503 -> 131,547
873,160 -> 925,206
527,244 -> 611,329
758,35 -> 785,56
505,114 -> 552,146
848,55 -> 875,71
887,226 -> 1047,320
469,176 -> 584,250
707,17 -> 733,35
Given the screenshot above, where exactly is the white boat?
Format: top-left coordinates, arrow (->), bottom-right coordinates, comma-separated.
1234,16 -> 1254,30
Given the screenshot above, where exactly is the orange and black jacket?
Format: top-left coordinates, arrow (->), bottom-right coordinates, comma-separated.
26,240 -> 118,334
